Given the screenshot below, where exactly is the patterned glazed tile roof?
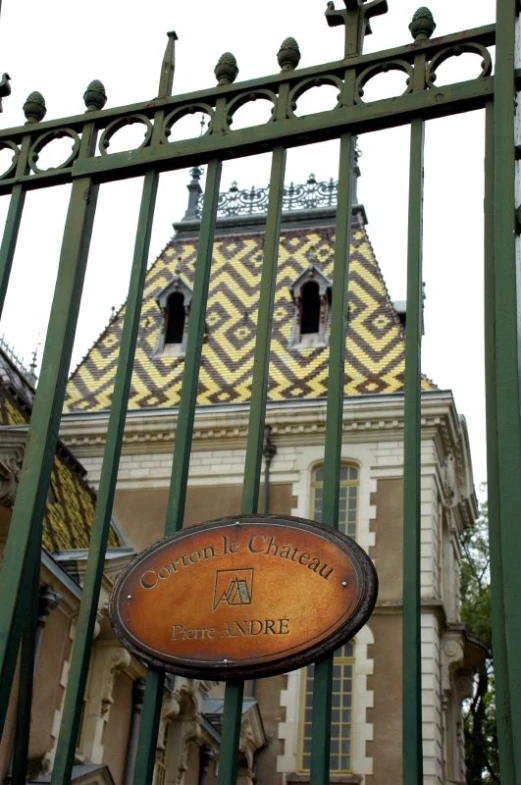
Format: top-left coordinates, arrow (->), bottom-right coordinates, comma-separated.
0,349 -> 121,552
65,222 -> 434,412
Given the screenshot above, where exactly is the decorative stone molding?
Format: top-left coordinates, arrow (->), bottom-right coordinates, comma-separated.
0,457 -> 20,507
164,679 -> 202,785
60,392 -> 464,460
74,642 -> 134,765
100,646 -> 132,714
45,619 -> 77,770
441,635 -> 465,695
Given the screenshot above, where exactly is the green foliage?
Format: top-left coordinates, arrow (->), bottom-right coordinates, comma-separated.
460,497 -> 499,784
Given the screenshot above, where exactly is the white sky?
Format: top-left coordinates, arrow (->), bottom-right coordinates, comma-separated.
0,0 -> 495,486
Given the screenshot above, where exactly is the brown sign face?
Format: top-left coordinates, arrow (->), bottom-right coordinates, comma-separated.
109,515 -> 378,679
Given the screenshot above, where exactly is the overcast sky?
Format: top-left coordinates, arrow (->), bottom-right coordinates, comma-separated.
0,0 -> 495,486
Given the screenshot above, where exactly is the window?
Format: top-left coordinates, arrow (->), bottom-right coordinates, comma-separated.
311,463 -> 359,538
165,291 -> 186,344
289,263 -> 332,348
298,463 -> 359,773
155,273 -> 192,356
301,281 -> 321,335
299,642 -> 355,773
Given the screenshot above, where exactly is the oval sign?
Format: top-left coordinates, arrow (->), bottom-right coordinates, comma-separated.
109,515 -> 378,679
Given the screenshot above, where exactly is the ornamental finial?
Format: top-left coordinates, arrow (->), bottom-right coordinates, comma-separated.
409,7 -> 436,41
215,53 -> 239,86
277,38 -> 301,71
83,80 -> 107,112
23,91 -> 46,123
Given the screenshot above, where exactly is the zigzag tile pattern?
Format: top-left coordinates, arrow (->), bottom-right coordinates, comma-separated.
0,358 -> 120,552
65,224 -> 434,412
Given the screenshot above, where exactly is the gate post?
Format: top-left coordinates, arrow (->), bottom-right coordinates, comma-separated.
489,0 -> 521,780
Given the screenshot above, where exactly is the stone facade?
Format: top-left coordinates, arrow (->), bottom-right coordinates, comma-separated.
0,171 -> 484,784
58,389 -> 480,785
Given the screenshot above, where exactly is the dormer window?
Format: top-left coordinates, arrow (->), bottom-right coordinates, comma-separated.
165,291 -> 186,344
290,263 -> 332,348
300,281 -> 321,335
155,272 -> 192,357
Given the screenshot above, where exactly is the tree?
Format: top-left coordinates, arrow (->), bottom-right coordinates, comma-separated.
460,497 -> 498,784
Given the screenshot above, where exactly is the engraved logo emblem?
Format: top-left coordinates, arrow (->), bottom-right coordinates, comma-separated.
213,568 -> 254,610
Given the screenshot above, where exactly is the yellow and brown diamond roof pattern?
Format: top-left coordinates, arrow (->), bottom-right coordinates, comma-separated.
65,223 -> 434,412
0,353 -> 120,552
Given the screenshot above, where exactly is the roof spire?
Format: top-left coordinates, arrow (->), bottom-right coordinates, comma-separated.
353,137 -> 361,206
27,336 -> 40,386
183,166 -> 204,221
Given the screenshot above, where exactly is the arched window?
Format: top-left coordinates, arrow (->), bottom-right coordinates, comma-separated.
299,642 -> 355,773
155,272 -> 192,356
311,463 -> 359,538
289,262 -> 332,348
165,292 -> 186,345
300,281 -> 321,335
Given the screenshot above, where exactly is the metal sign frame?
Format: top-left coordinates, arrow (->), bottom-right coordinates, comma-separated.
0,1 -> 519,783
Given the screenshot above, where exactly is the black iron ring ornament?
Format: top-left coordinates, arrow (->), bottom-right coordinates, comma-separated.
0,140 -> 19,180
288,75 -> 343,118
28,129 -> 81,174
225,90 -> 278,130
354,59 -> 414,104
99,114 -> 153,156
163,103 -> 215,143
425,43 -> 493,88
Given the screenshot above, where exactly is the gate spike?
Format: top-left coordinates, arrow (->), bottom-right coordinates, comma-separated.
158,31 -> 178,98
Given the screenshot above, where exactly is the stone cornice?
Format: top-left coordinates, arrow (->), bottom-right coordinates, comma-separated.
60,391 -> 462,459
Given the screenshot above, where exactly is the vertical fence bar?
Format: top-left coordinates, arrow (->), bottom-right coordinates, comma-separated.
134,159 -> 222,784
483,102 -> 516,783
0,185 -> 25,317
11,551 -> 39,785
0,135 -> 30,317
162,159 -> 223,538
0,138 -> 98,734
51,169 -> 159,785
492,0 -> 521,777
402,114 -> 424,785
216,681 -> 245,785
213,146 -> 288,785
240,145 -> 286,515
310,131 -> 356,785
401,35 -> 430,782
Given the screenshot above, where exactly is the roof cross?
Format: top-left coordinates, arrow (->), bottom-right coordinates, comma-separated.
326,0 -> 388,58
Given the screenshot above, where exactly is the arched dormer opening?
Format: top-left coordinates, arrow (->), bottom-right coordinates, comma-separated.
290,262 -> 332,347
155,271 -> 193,356
300,281 -> 321,335
165,291 -> 186,345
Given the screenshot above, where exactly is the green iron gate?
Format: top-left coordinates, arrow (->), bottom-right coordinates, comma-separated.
0,1 -> 519,783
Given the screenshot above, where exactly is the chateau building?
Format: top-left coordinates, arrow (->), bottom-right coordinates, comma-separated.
0,168 -> 484,785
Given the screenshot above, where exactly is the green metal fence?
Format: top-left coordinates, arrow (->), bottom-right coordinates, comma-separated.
0,1 -> 519,783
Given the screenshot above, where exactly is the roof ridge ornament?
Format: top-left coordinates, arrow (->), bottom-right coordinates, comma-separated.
192,174 -> 343,219
326,0 -> 388,58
